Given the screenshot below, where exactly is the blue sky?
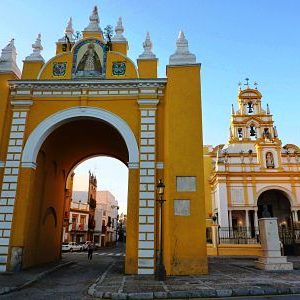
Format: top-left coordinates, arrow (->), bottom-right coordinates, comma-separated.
1,1 -> 300,212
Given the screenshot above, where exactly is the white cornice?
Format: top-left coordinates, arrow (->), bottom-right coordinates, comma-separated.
9,79 -> 166,91
21,162 -> 37,169
11,100 -> 33,106
137,99 -> 159,106
9,79 -> 167,98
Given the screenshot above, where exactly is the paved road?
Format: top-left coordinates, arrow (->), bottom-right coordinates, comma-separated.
2,246 -> 125,300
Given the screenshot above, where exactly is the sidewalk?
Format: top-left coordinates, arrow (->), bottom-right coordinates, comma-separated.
89,256 -> 300,299
0,258 -> 73,295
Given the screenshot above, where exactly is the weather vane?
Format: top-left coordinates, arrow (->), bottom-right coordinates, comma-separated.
244,78 -> 250,88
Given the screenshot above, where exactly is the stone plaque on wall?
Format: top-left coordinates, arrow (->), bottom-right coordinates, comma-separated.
176,176 -> 196,192
174,199 -> 190,216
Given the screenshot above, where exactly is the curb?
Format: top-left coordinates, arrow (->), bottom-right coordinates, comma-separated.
88,286 -> 300,299
0,261 -> 74,296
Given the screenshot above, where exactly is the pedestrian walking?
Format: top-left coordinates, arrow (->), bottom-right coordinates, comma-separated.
87,242 -> 94,260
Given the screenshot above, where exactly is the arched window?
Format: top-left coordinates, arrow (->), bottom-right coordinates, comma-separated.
248,124 -> 256,140
247,101 -> 254,114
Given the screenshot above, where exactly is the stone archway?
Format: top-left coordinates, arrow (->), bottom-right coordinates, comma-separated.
21,106 -> 139,168
8,107 -> 141,273
257,189 -> 292,226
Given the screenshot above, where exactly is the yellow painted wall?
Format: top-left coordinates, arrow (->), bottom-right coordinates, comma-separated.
38,52 -> 73,80
21,61 -> 44,80
0,74 -> 18,159
125,169 -> 139,274
137,59 -> 158,78
111,42 -> 128,56
163,64 -> 208,275
203,146 -> 213,226
106,51 -> 138,79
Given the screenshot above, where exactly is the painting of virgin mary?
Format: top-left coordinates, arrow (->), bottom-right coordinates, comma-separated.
75,43 -> 102,77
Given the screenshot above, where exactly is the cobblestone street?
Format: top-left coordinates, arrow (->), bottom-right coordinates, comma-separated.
0,246 -> 125,300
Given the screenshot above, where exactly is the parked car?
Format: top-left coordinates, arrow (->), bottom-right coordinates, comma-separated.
61,242 -> 83,252
80,241 -> 92,251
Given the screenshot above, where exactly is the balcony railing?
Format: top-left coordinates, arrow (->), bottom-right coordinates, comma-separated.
69,223 -> 88,231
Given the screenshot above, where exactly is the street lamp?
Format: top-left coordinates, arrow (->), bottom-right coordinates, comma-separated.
155,179 -> 166,281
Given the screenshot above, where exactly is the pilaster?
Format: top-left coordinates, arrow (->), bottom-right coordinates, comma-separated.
0,101 -> 31,271
137,99 -> 159,275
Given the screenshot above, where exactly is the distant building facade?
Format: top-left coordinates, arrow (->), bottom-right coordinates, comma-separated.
204,85 -> 300,232
96,191 -> 119,246
63,172 -> 98,243
68,201 -> 89,242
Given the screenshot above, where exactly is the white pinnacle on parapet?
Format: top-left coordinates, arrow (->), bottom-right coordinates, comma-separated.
138,32 -> 156,59
84,6 -> 102,32
112,17 -> 127,42
0,39 -> 21,77
25,33 -> 44,62
59,17 -> 75,43
169,30 -> 196,65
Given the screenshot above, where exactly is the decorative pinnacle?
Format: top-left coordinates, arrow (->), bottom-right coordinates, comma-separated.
139,32 -> 156,59
266,103 -> 270,114
273,126 -> 278,138
58,17 -> 75,43
169,30 -> 196,65
231,104 -> 235,115
112,17 -> 126,42
0,39 -> 16,62
65,17 -> 74,40
84,6 -> 102,32
0,38 -> 21,77
25,33 -> 44,61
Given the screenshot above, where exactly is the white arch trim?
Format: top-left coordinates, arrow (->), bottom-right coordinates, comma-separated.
21,106 -> 139,169
256,185 -> 295,206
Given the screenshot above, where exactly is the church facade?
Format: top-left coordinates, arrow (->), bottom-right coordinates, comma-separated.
204,85 -> 300,233
0,7 -> 207,274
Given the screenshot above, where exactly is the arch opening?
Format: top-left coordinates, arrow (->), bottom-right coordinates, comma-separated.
20,115 -> 135,269
257,189 -> 292,226
64,156 -> 128,248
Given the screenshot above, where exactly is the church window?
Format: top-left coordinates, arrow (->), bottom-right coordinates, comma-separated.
238,128 -> 243,140
247,101 -> 254,114
263,128 -> 271,139
249,124 -> 256,140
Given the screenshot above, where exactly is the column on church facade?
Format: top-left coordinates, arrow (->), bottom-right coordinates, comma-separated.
292,210 -> 298,223
245,209 -> 250,236
228,210 -> 233,229
254,209 -> 258,229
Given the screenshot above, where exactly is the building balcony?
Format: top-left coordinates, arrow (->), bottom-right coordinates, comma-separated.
69,223 -> 88,231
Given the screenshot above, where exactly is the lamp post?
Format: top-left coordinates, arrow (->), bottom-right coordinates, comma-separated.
155,179 -> 166,281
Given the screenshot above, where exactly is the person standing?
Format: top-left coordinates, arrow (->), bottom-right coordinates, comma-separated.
87,242 -> 94,260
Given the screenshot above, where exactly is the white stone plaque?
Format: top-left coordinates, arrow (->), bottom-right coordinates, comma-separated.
176,176 -> 196,192
174,199 -> 190,216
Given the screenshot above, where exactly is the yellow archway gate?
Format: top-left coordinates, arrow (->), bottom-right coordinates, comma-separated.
0,7 -> 207,275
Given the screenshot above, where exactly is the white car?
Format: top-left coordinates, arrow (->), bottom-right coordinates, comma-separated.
62,242 -> 83,252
